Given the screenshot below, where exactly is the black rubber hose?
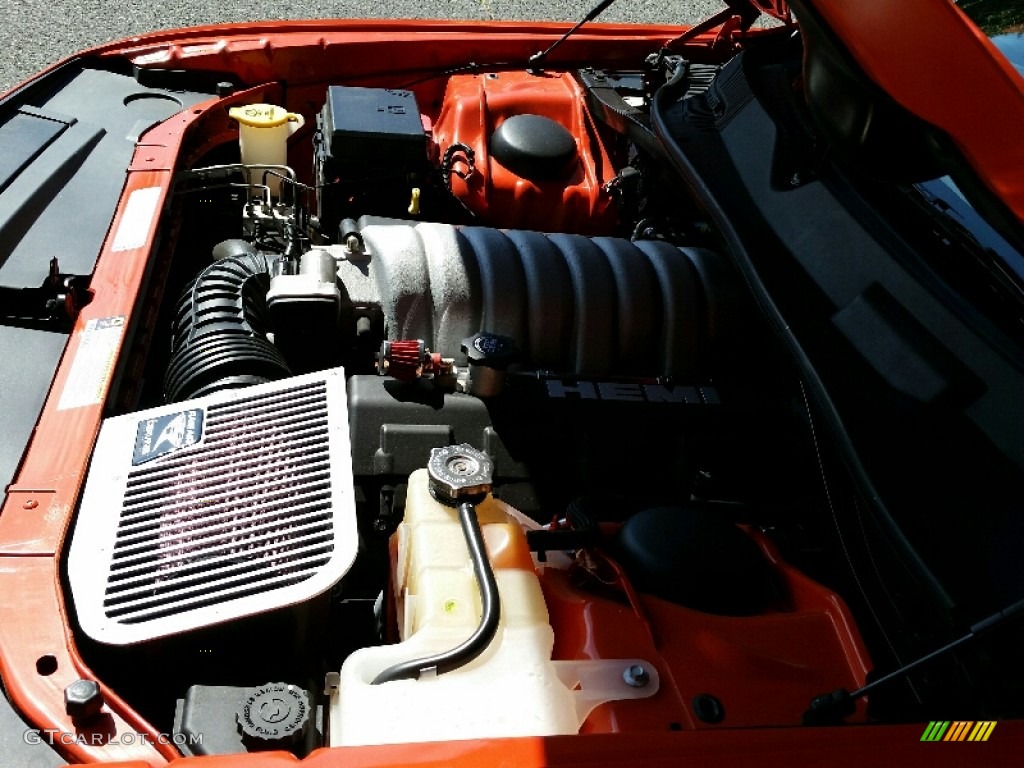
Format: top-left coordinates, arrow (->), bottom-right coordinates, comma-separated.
371,501 -> 501,684
164,240 -> 291,402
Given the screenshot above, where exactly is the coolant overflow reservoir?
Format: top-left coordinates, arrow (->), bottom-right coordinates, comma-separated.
228,104 -> 304,196
329,468 -> 658,747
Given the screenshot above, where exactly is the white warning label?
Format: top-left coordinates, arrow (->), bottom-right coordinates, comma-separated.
111,186 -> 162,252
57,316 -> 126,411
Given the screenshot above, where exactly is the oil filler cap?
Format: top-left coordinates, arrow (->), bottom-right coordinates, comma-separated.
236,683 -> 311,751
428,444 -> 493,505
461,332 -> 518,397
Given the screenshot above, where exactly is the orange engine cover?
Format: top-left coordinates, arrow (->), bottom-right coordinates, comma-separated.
431,71 -> 620,235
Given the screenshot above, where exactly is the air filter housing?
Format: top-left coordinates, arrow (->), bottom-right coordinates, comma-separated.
67,368 -> 357,645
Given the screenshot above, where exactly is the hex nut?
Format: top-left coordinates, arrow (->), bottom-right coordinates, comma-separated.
65,679 -> 104,721
623,664 -> 650,688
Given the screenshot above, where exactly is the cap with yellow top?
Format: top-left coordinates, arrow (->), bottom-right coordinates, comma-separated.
228,104 -> 302,128
228,103 -> 306,197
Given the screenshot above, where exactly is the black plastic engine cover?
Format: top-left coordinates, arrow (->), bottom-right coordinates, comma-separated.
616,505 -> 772,615
489,114 -> 577,180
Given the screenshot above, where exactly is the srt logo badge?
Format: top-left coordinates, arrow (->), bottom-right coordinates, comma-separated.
133,409 -> 204,465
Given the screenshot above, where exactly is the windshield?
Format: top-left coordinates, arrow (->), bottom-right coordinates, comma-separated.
991,32 -> 1024,75
918,176 -> 1024,282
908,4 -> 1024,296
957,0 -> 1024,73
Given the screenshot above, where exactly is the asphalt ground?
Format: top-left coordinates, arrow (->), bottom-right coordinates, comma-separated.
1,1 -> 723,94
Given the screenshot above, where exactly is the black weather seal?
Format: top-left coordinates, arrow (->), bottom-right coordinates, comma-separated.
132,64 -> 239,94
371,500 -> 500,684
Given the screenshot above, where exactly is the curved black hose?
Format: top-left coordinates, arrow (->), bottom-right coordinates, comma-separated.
371,501 -> 501,684
440,142 -> 479,222
164,240 -> 291,402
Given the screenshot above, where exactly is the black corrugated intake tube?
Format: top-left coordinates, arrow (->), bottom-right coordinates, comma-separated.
371,500 -> 501,684
164,239 -> 291,402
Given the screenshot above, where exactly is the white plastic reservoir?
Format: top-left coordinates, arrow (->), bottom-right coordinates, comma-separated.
228,103 -> 304,196
328,469 -> 657,747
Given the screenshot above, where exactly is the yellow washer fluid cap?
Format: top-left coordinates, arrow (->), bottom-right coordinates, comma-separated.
228,103 -> 301,128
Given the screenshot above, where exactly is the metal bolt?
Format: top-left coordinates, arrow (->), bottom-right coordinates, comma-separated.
22,499 -> 38,510
65,679 -> 104,722
623,664 -> 650,688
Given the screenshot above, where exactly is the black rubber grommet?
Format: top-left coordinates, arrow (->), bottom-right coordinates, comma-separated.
692,693 -> 725,724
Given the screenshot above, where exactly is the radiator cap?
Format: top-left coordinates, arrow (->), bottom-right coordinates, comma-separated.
427,444 -> 493,504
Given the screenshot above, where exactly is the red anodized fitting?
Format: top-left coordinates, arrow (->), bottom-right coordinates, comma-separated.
379,339 -> 444,381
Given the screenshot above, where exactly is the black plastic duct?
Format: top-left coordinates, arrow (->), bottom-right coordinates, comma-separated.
164,240 -> 291,402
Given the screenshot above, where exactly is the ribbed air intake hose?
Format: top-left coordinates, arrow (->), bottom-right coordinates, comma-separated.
164,239 -> 291,402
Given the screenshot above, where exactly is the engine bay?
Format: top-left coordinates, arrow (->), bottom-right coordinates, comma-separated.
46,54 -> 885,758
0,12 -> 1013,764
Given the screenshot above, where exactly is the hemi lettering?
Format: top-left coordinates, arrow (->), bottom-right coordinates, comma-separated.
597,382 -> 645,402
546,380 -> 598,399
643,385 -> 701,404
545,380 -> 721,404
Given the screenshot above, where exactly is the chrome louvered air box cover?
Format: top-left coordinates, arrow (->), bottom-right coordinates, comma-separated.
67,368 -> 357,645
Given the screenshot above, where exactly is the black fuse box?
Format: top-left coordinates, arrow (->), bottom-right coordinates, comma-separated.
319,86 -> 426,170
315,86 -> 429,235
